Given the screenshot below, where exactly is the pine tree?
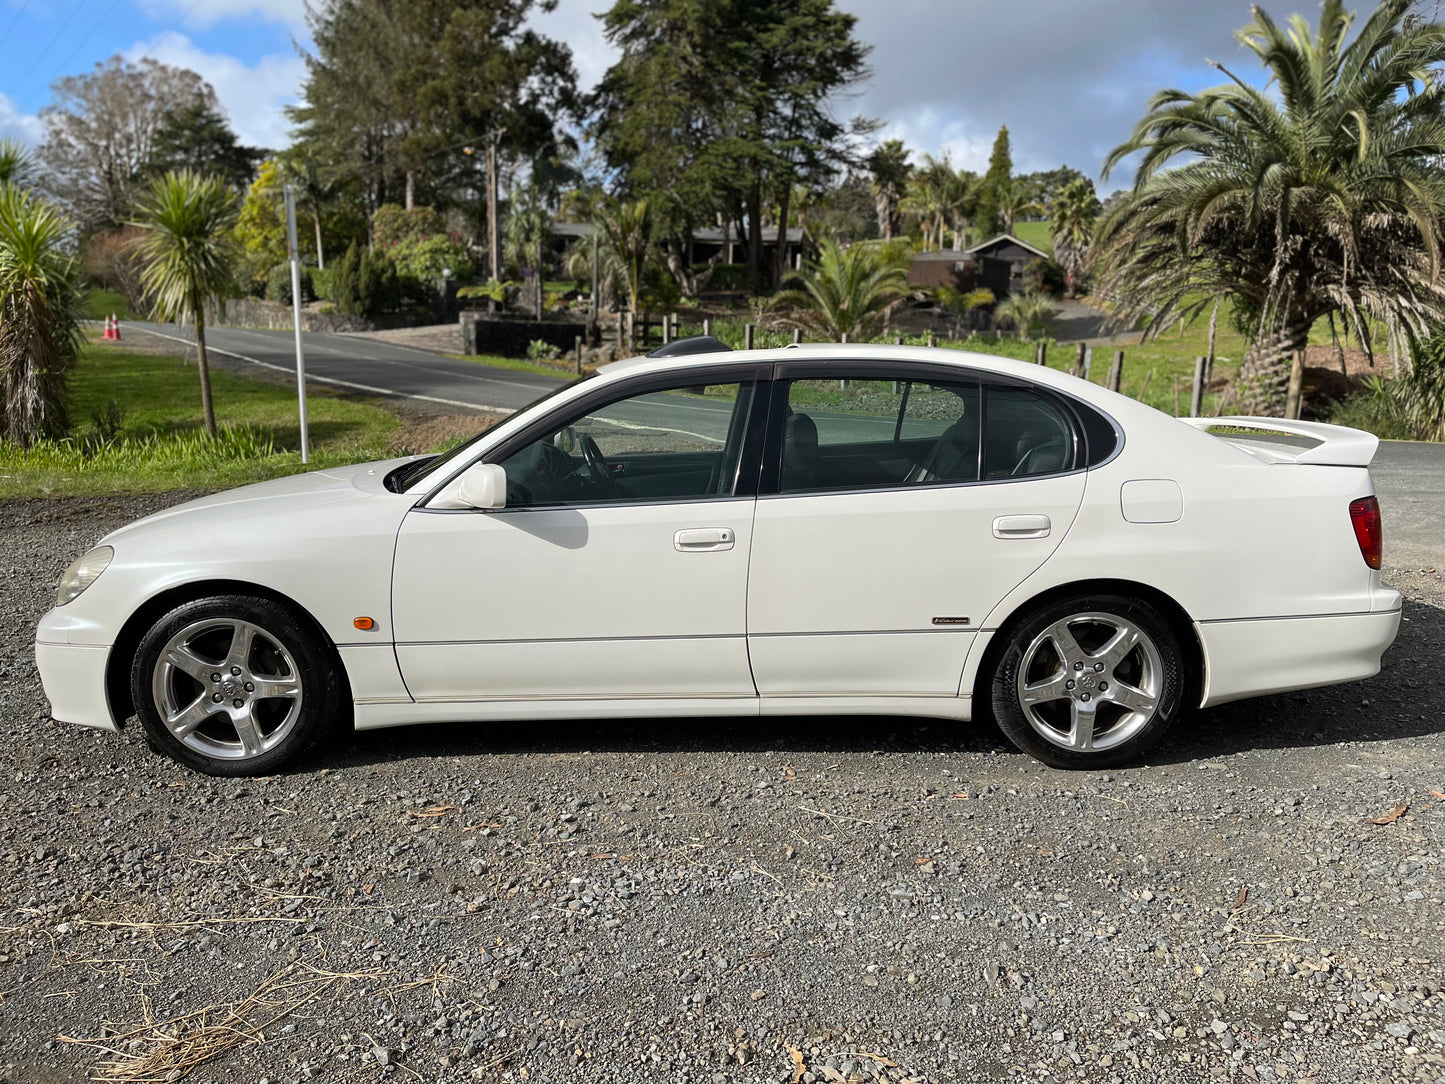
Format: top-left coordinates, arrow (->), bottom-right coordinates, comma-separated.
975,125 -> 1013,240
334,241 -> 360,315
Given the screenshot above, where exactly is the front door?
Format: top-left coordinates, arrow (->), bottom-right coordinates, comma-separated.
746,369 -> 1087,698
392,375 -> 763,702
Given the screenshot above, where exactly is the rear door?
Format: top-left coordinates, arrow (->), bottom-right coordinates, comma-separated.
745,362 -> 1088,698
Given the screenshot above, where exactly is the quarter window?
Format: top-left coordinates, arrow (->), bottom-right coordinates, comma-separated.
499,382 -> 756,507
982,386 -> 1076,478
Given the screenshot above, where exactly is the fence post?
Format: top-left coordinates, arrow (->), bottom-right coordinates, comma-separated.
927,333 -> 937,348
1190,355 -> 1206,416
744,323 -> 755,350
662,314 -> 672,345
1072,343 -> 1086,378
1082,346 -> 1092,380
1285,350 -> 1305,419
703,317 -> 712,338
575,336 -> 583,375
1107,349 -> 1124,392
793,328 -> 802,344
895,336 -> 903,346
1035,341 -> 1046,366
841,332 -> 849,344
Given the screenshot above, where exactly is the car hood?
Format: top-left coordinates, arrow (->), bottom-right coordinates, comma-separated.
99,458 -> 422,547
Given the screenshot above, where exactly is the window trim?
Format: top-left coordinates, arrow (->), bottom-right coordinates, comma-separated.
419,362 -> 776,511
759,359 -> 1114,499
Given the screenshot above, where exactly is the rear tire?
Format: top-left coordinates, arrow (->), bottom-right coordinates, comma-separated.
990,594 -> 1184,769
130,594 -> 341,776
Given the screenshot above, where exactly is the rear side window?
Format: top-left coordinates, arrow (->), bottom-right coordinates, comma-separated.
983,387 -> 1077,478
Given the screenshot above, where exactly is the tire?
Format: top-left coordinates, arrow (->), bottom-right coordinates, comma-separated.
990,593 -> 1184,769
130,594 -> 342,776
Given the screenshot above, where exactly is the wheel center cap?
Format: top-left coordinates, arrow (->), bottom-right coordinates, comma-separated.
1078,673 -> 1097,690
222,679 -> 241,698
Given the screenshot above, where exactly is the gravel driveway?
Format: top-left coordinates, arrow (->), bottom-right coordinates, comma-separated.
1,495 -> 1442,1084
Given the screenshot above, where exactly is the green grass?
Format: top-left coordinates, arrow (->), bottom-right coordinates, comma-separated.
0,339 -> 402,497
446,352 -> 585,378
1011,221 -> 1053,253
81,286 -> 142,321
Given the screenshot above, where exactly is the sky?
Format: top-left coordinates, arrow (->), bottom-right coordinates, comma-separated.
0,0 -> 1323,185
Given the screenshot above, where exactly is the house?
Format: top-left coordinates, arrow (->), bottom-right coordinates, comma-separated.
551,222 -> 805,272
906,234 -> 1051,298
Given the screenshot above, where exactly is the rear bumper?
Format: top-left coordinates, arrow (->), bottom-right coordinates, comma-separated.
35,640 -> 118,731
1198,605 -> 1402,708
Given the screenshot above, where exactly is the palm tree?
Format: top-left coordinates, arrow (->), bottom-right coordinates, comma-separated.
867,140 -> 911,241
0,185 -> 82,445
995,290 -> 1055,342
593,197 -> 653,351
0,139 -> 36,188
1094,0 -> 1445,417
995,179 -> 1045,236
945,171 -> 982,251
772,239 -> 908,342
1050,178 -> 1101,298
132,171 -> 241,437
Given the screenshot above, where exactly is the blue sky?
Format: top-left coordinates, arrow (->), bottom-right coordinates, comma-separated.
0,0 -> 1276,183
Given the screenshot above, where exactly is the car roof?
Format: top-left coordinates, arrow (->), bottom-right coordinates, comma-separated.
595,343 -> 1127,410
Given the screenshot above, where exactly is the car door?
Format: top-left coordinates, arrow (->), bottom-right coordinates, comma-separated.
746,363 -> 1088,698
392,366 -> 768,702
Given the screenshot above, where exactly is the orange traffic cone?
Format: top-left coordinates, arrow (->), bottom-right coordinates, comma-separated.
102,314 -> 116,340
112,313 -> 122,341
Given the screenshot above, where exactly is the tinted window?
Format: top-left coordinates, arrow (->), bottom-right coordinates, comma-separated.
500,382 -> 755,507
982,386 -> 1076,478
780,378 -> 981,493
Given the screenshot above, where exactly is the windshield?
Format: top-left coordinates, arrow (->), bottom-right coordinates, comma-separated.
385,371 -> 597,492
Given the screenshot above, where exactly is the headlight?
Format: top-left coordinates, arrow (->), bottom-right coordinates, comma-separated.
56,546 -> 113,607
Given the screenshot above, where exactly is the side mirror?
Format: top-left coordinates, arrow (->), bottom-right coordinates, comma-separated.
456,462 -> 507,510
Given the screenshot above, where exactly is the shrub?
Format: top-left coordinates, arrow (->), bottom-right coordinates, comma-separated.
265,262 -> 314,305
1023,257 -> 1065,296
311,266 -> 334,301
371,204 -> 447,247
333,242 -> 400,318
527,339 -> 561,361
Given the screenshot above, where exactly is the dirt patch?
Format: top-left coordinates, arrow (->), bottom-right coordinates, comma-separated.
384,411 -> 501,456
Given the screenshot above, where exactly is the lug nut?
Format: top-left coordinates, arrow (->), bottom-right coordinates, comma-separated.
1094,662 -> 1104,672
211,693 -> 222,703
1073,661 -> 1083,671
210,672 -> 221,682
244,682 -> 254,692
1066,680 -> 1075,690
231,665 -> 242,676
1080,692 -> 1091,702
1100,681 -> 1109,691
233,698 -> 244,708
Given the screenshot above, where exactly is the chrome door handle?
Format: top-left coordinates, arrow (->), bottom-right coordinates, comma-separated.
674,527 -> 735,552
993,514 -> 1051,539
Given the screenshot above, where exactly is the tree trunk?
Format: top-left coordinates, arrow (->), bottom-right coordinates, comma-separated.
745,180 -> 764,293
195,306 -> 217,438
1230,318 -> 1310,417
773,183 -> 793,288
486,137 -> 501,282
404,171 -> 415,211
313,212 -> 325,271
1205,299 -> 1219,383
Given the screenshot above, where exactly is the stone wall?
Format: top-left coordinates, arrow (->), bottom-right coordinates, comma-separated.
216,299 -> 374,334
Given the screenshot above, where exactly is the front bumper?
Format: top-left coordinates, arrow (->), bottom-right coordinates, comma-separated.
1198,601 -> 1403,708
35,639 -> 118,731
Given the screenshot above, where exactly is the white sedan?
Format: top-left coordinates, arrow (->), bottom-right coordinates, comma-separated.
36,341 -> 1402,775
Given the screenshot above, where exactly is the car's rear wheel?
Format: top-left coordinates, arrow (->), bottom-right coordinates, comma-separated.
990,594 -> 1184,769
130,595 -> 341,776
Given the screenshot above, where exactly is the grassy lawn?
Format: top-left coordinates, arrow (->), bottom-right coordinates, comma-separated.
0,338 -> 402,497
1011,221 -> 1053,253
81,286 -> 142,321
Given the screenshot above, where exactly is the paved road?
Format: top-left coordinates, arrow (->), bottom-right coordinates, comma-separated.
130,321 -> 567,415
1371,440 -> 1445,569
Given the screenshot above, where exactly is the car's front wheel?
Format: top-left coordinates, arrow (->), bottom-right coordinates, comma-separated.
130,595 -> 341,775
990,594 -> 1184,769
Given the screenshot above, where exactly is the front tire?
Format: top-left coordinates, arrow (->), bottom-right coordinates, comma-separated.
130,595 -> 342,776
990,594 -> 1184,769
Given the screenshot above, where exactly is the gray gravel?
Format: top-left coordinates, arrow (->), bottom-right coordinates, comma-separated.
1,494 -> 1442,1084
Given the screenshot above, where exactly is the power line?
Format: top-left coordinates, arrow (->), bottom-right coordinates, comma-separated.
22,0 -> 124,109
0,0 -> 29,54
8,0 -> 87,101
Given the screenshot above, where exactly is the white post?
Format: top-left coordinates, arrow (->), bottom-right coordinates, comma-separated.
284,186 -> 311,464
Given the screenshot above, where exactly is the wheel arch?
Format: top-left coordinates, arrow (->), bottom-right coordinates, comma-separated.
969,578 -> 1205,717
105,579 -> 353,729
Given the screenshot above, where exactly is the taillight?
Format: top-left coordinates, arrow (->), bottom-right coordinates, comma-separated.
1349,496 -> 1382,570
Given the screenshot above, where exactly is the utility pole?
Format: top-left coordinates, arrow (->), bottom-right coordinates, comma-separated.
283,185 -> 310,464
486,130 -> 501,282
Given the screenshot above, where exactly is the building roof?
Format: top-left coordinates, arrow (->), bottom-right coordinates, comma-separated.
965,234 -> 1051,260
550,221 -> 802,243
910,249 -> 972,263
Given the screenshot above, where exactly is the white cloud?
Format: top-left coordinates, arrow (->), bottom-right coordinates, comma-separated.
124,31 -> 307,151
0,91 -> 44,147
136,0 -> 310,34
528,0 -> 613,92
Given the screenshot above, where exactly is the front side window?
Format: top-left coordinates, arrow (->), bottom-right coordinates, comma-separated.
498,381 -> 755,507
780,377 -> 981,493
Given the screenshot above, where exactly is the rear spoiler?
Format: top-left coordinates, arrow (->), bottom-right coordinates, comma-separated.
1177,416 -> 1379,467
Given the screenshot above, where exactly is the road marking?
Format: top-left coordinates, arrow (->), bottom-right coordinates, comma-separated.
130,326 -> 517,416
